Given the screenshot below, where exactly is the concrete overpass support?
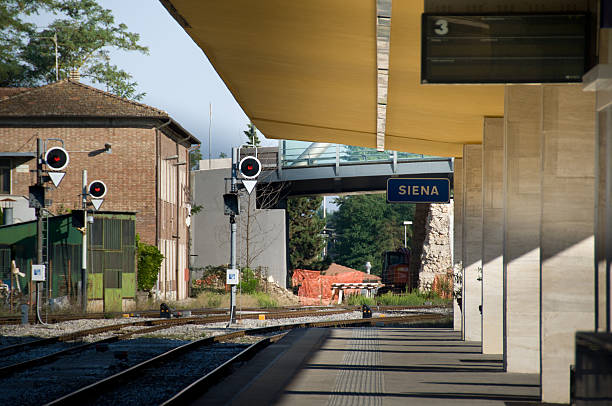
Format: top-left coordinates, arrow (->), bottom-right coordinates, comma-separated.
481,117 -> 504,355
539,86 -> 595,403
503,86 -> 541,373
453,158 -> 463,331
462,145 -> 482,342
583,64 -> 612,333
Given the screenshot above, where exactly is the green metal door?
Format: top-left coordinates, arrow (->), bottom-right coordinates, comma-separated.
103,269 -> 122,313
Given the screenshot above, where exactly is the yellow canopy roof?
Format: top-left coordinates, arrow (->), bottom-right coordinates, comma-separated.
160,0 -> 504,157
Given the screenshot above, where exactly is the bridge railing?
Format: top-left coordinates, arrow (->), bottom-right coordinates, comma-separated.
279,140 -> 429,168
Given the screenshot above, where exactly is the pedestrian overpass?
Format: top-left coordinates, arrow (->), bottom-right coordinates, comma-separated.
254,140 -> 453,199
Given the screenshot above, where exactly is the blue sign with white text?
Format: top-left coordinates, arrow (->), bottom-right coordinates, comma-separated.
387,178 -> 450,203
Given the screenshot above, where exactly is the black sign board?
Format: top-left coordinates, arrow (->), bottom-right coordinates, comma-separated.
422,14 -> 588,84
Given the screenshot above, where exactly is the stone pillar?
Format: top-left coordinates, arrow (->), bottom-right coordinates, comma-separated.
462,144 -> 482,342
584,64 -> 612,333
503,86 -> 541,373
539,85 -> 595,403
419,203 -> 452,289
453,158 -> 463,332
481,117 -> 504,355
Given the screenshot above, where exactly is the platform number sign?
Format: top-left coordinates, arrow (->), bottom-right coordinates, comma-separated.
434,19 -> 448,35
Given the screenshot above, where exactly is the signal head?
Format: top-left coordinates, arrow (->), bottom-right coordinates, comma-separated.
45,147 -> 69,171
88,180 -> 107,199
238,156 -> 261,179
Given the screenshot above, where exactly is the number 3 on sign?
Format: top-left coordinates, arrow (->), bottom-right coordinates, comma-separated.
434,19 -> 448,35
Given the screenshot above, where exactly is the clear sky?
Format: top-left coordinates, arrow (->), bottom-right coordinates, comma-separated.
30,0 -> 275,158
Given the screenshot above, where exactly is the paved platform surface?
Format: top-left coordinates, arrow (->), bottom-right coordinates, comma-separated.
194,327 -> 540,406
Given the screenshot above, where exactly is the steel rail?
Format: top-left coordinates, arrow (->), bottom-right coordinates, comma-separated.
0,308 -> 356,376
44,313 -> 445,406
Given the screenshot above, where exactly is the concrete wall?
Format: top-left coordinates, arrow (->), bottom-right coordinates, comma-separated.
191,160 -> 287,288
481,117 -> 504,355
453,159 -> 463,331
462,145 -> 482,342
539,85 -> 595,403
503,86 -> 542,374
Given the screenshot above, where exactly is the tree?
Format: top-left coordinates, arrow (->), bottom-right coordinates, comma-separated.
329,193 -> 414,275
189,146 -> 202,170
287,196 -> 326,270
218,152 -> 228,158
1,0 -> 148,100
243,121 -> 261,147
0,1 -> 54,86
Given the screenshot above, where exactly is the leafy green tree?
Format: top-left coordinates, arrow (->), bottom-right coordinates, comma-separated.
189,146 -> 202,170
0,1 -> 54,86
218,152 -> 228,158
287,196 -> 326,270
329,194 -> 414,275
1,0 -> 148,100
243,121 -> 261,147
136,234 -> 163,292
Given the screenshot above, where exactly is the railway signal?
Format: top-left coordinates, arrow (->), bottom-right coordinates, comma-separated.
238,155 -> 261,194
45,146 -> 69,187
45,146 -> 69,171
88,180 -> 107,210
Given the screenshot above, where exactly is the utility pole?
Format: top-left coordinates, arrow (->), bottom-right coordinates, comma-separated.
35,139 -> 44,324
228,147 -> 238,325
81,170 -> 88,312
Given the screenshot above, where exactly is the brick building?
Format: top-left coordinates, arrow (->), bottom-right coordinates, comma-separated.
0,79 -> 199,300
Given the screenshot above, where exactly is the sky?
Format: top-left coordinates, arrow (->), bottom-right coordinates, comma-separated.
29,0 -> 276,158
27,1 -> 338,210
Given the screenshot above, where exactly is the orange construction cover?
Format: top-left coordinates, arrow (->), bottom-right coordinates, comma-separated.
292,267 -> 380,305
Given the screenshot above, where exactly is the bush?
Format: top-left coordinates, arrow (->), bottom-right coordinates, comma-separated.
136,234 -> 164,292
238,267 -> 259,294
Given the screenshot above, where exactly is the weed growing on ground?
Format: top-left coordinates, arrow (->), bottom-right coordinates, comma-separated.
347,289 -> 450,307
253,292 -> 278,308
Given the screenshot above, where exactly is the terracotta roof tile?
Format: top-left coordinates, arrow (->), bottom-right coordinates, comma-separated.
0,80 -> 168,118
0,87 -> 30,100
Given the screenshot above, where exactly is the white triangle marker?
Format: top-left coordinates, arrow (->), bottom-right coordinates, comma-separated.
49,172 -> 65,187
91,198 -> 104,210
242,179 -> 257,194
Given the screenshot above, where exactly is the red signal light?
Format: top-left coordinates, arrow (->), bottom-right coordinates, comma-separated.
45,147 -> 69,171
239,156 -> 261,179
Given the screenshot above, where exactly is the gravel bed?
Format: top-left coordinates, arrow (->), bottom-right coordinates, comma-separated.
90,342 -> 249,406
0,341 -> 83,368
0,338 -> 188,405
0,306 -> 451,404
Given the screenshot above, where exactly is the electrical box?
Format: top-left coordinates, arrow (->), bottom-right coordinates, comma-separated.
223,193 -> 240,216
31,264 -> 46,282
28,185 -> 45,208
226,269 -> 239,285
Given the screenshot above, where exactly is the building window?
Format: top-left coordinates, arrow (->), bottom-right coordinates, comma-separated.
0,159 -> 10,194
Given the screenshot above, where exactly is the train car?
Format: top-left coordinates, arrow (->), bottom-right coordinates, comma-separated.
378,247 -> 417,294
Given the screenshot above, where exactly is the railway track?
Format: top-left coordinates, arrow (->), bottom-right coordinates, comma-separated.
0,307 -> 355,377
0,304 -> 347,325
44,313 -> 445,406
0,304 -> 449,325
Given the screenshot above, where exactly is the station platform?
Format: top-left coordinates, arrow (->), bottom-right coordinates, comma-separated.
194,327 -> 541,406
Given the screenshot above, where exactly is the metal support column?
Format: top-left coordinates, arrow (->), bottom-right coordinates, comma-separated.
228,147 -> 238,325
35,139 -> 44,324
82,170 -> 88,312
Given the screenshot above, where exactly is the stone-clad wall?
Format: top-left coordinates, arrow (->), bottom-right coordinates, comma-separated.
419,202 -> 452,289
